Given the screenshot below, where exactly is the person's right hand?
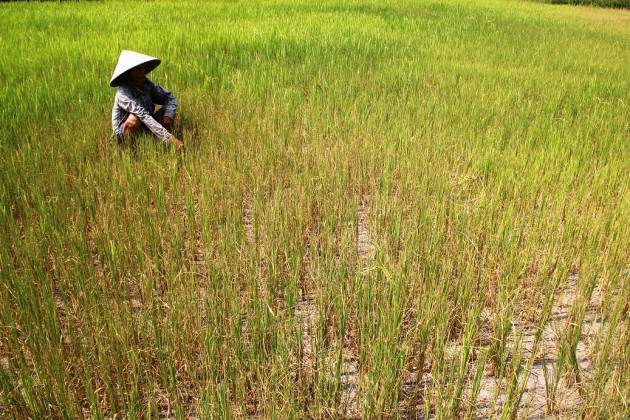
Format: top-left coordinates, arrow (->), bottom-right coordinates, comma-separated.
174,139 -> 184,150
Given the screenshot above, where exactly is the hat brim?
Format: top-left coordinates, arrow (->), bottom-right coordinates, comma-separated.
110,59 -> 161,87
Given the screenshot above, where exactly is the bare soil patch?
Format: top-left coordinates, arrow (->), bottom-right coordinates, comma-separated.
472,271 -> 603,418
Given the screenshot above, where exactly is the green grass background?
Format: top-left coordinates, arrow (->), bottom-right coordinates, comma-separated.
1,0 -> 630,417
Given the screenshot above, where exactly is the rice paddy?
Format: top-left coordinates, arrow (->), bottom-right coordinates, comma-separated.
1,0 -> 630,417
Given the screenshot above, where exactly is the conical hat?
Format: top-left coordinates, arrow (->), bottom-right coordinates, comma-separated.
109,50 -> 161,87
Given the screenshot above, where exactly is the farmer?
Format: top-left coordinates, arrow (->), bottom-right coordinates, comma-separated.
110,50 -> 184,150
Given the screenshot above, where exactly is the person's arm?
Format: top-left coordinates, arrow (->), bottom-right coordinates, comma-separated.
149,81 -> 178,125
116,92 -> 173,144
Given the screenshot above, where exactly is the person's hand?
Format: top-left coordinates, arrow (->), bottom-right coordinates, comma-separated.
162,116 -> 174,131
173,138 -> 184,150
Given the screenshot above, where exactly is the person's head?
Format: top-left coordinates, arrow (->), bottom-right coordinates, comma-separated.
110,51 -> 161,88
127,64 -> 148,88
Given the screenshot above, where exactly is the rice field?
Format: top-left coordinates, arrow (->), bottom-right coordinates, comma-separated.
1,0 -> 630,418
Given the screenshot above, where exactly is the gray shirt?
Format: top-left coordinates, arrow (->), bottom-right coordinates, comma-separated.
111,80 -> 178,144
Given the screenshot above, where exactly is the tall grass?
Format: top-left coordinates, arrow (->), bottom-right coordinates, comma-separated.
1,0 -> 630,417
541,0 -> 630,9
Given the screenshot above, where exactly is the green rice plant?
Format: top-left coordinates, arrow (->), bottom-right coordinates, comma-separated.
2,0 -> 630,417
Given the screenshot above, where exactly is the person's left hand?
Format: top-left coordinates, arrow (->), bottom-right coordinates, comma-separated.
162,116 -> 173,131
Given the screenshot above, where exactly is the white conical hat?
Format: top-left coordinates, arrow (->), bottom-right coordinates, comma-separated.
109,50 -> 161,87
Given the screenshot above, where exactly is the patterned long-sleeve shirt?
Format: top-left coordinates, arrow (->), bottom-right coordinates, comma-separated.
111,80 -> 178,144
